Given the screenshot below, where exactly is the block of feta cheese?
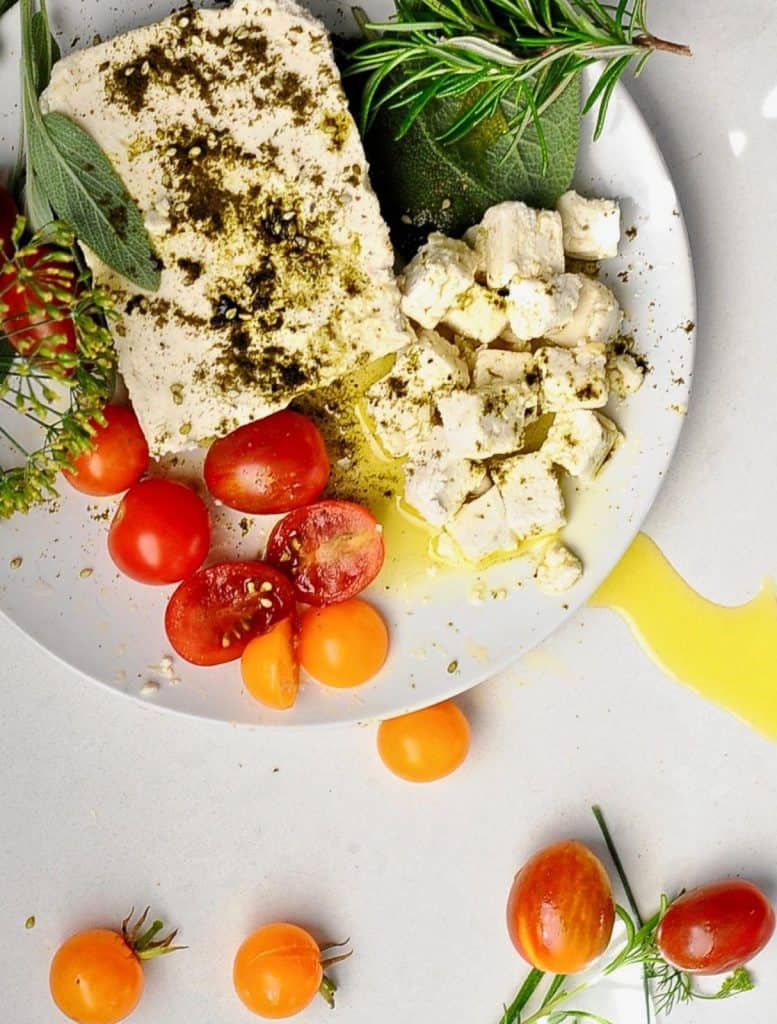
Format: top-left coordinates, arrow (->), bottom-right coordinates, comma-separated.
400,233 -> 479,329
41,0 -> 412,455
442,486 -> 519,564
608,351 -> 646,398
491,452 -> 566,540
545,277 -> 622,347
557,190 -> 621,260
404,430 -> 488,527
543,410 -> 620,478
534,540 -> 583,593
472,348 -> 533,388
442,284 -> 508,343
535,345 -> 609,411
437,379 -> 539,459
507,275 -> 582,340
474,202 -> 565,288
365,330 -> 468,456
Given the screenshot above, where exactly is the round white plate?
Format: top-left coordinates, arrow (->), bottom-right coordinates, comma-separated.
0,0 -> 695,726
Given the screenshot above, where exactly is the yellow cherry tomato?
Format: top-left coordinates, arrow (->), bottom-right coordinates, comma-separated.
298,599 -> 388,687
377,700 -> 470,782
241,618 -> 299,709
49,929 -> 144,1024
233,922 -> 323,1019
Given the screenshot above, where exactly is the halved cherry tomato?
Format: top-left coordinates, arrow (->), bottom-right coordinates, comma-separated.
0,186 -> 18,259
63,405 -> 149,497
298,599 -> 388,687
108,478 -> 210,585
204,410 -> 329,514
0,245 -> 78,359
656,879 -> 775,975
233,923 -> 323,1019
165,561 -> 296,666
507,840 -> 615,974
241,618 -> 299,709
265,499 -> 384,606
377,700 -> 470,782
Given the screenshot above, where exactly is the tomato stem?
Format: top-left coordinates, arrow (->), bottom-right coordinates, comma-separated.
319,975 -> 337,1009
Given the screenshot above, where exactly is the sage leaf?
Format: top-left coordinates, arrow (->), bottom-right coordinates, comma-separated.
361,73 -> 580,257
29,113 -> 160,290
31,8 -> 60,92
0,0 -> 19,16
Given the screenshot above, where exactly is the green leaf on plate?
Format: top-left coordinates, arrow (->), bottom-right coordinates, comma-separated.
362,73 -> 580,257
31,7 -> 60,92
29,112 -> 161,290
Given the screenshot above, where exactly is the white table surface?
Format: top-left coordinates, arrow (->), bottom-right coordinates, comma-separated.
2,1 -> 777,1022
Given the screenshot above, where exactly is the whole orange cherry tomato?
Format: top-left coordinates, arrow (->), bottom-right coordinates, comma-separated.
234,922 -> 348,1019
507,840 -> 615,974
49,910 -> 180,1024
657,879 -> 775,975
298,599 -> 388,687
377,700 -> 470,782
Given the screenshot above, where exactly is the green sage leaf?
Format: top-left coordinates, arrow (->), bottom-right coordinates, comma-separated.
31,8 -> 60,92
0,0 -> 20,16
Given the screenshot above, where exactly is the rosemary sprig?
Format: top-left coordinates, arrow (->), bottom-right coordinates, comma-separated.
346,0 -> 691,167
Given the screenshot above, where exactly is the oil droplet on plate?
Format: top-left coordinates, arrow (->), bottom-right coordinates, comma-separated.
590,533 -> 777,739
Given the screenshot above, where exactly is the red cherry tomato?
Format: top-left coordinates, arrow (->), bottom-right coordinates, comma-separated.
63,405 -> 150,497
507,840 -> 615,974
657,879 -> 775,975
165,561 -> 296,666
0,245 -> 78,359
108,478 -> 210,585
204,410 -> 329,515
265,499 -> 385,606
0,186 -> 18,259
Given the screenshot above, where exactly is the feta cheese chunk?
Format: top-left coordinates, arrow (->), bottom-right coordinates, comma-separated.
41,0 -> 411,455
491,452 -> 566,539
437,380 -> 538,459
534,541 -> 583,593
400,233 -> 479,328
608,352 -> 646,398
507,274 -> 582,340
544,410 -> 620,478
365,330 -> 468,456
472,348 -> 533,388
404,430 -> 487,527
545,276 -> 622,347
442,284 -> 508,343
475,201 -> 565,288
442,486 -> 518,564
557,190 -> 621,260
535,345 -> 609,411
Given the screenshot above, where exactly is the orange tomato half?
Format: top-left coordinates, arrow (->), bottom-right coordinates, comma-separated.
241,618 -> 299,709
49,929 -> 144,1024
233,922 -> 322,1019
298,599 -> 388,687
377,700 -> 470,782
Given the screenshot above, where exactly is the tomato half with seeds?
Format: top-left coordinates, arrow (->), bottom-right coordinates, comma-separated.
657,879 -> 775,975
204,410 -> 329,514
63,405 -> 149,497
507,840 -> 615,974
265,500 -> 384,606
165,561 -> 296,666
0,186 -> 18,259
0,245 -> 78,360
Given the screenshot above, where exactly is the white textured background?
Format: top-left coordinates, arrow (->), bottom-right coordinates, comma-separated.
2,1 -> 777,1022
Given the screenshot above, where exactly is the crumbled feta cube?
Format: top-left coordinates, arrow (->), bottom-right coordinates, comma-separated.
608,352 -> 646,398
437,380 -> 538,458
491,452 -> 566,540
462,224 -> 487,278
557,190 -> 621,260
545,276 -> 622,347
544,410 -> 620,478
534,540 -> 583,593
442,284 -> 508,343
442,486 -> 519,563
507,274 -> 582,340
472,348 -> 533,388
497,326 -> 532,351
400,233 -> 479,328
535,345 -> 609,411
475,201 -> 565,288
365,329 -> 469,455
404,431 -> 487,526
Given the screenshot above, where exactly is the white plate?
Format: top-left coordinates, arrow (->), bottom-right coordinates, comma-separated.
0,0 -> 695,726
